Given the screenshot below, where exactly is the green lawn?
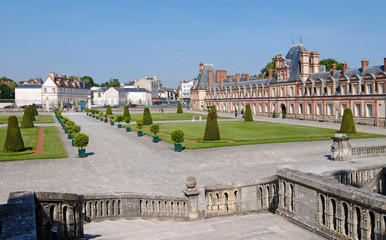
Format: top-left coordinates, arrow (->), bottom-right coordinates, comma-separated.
126,121 -> 386,149
0,126 -> 67,161
97,112 -> 230,122
0,115 -> 54,124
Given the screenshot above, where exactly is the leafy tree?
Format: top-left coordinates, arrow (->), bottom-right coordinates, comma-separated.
0,84 -> 13,99
3,116 -> 25,152
81,76 -> 99,87
244,104 -> 253,121
203,106 -> 220,140
340,108 -> 356,133
20,107 -> 34,128
123,105 -> 131,120
74,133 -> 89,149
143,107 -> 153,125
260,54 -> 281,78
177,102 -> 183,113
171,129 -> 184,144
136,120 -> 144,131
150,124 -> 160,136
116,115 -> 123,123
100,78 -> 120,88
106,105 -> 112,115
319,58 -> 343,71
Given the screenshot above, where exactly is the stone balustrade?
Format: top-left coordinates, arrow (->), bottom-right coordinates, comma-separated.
351,145 -> 386,158
204,175 -> 278,217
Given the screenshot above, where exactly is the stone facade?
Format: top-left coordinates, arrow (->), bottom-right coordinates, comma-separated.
191,44 -> 386,126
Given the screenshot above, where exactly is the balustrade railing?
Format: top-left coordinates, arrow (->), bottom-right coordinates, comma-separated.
351,145 -> 386,158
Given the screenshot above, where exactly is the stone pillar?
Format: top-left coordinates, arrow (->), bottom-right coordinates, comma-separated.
182,176 -> 201,220
87,96 -> 91,109
330,134 -> 352,161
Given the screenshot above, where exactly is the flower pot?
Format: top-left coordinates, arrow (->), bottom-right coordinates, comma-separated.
67,134 -> 73,139
64,129 -> 68,134
93,115 -> 95,118
104,119 -> 107,123
137,131 -> 143,137
100,118 -> 103,121
117,124 -> 122,128
96,117 -> 99,119
153,136 -> 159,143
72,139 -> 75,147
78,148 -> 86,158
273,116 -> 276,118
174,144 -> 182,152
126,127 -> 131,132
110,121 -> 114,126
282,115 -> 286,119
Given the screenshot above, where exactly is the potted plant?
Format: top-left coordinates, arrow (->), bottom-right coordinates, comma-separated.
171,129 -> 184,152
272,111 -> 276,118
104,114 -> 108,123
110,116 -> 115,126
282,111 -> 286,119
74,133 -> 89,158
125,117 -> 131,132
136,120 -> 144,136
99,112 -> 103,121
150,124 -> 160,143
68,125 -> 81,145
116,115 -> 123,128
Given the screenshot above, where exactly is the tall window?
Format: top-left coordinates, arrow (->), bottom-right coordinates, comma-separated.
290,104 -> 294,113
328,86 -> 332,95
307,103 -> 312,115
327,104 -> 333,115
265,104 -> 268,112
341,85 -> 346,95
379,83 -> 385,94
44,88 -> 47,93
308,87 -> 312,96
366,104 -> 373,117
341,104 -> 347,116
367,83 -> 373,94
290,87 -> 294,96
281,87 -> 284,97
355,104 -> 361,117
299,104 -> 303,114
353,84 -> 358,95
317,104 -> 321,115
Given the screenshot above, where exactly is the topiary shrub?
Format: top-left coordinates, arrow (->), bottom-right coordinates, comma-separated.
20,107 -> 35,128
3,116 -> 25,152
123,105 -> 131,120
136,120 -> 144,131
244,104 -> 253,121
150,124 -> 160,136
74,133 -> 89,149
241,108 -> 244,115
203,106 -> 220,140
106,105 -> 112,115
68,124 -> 81,137
116,115 -> 123,123
99,112 -> 103,118
171,129 -> 184,144
143,107 -> 153,125
177,103 -> 183,113
32,103 -> 38,116
340,108 -> 356,133
124,117 -> 131,124
210,105 -> 217,118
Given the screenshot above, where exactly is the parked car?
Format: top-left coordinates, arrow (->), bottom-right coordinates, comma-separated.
90,104 -> 99,108
128,104 -> 137,108
19,105 -> 28,109
35,104 -> 43,108
111,105 -> 119,108
3,105 -> 14,109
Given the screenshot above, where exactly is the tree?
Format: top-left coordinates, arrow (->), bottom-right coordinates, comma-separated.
28,105 -> 36,121
171,129 -> 184,144
123,105 -> 131,120
100,78 -> 120,88
106,105 -> 112,115
177,102 -> 183,113
32,103 -> 38,116
244,104 -> 253,121
210,105 -> 217,118
74,133 -> 89,150
340,108 -> 356,133
0,84 -> 13,99
260,54 -> 281,78
3,116 -> 25,152
81,76 -> 99,87
203,106 -> 220,140
20,107 -> 34,128
115,115 -> 123,123
143,107 -> 153,125
150,124 -> 160,136
136,120 -> 144,131
319,58 -> 343,71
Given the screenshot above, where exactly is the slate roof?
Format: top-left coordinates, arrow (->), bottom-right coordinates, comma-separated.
15,84 -> 42,89
195,64 -> 216,89
308,65 -> 385,82
118,87 -> 151,93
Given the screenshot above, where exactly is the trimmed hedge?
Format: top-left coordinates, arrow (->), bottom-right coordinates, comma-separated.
123,105 -> 131,120
3,115 -> 25,152
171,129 -> 184,144
106,105 -> 112,115
20,106 -> 35,128
210,105 -> 217,118
32,103 -> 38,116
74,133 -> 89,149
203,106 -> 220,140
340,108 -> 356,133
177,103 -> 183,113
244,104 -> 253,121
143,107 -> 153,125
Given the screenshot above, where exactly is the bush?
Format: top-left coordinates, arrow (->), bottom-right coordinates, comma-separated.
171,129 -> 184,144
32,103 -> 38,116
123,105 -> 131,120
177,103 -> 183,113
241,108 -> 244,114
99,112 -> 103,118
203,106 -> 220,140
210,105 -> 217,118
3,116 -> 25,152
150,124 -> 160,136
106,105 -> 112,115
68,124 -> 81,137
136,120 -> 144,131
124,117 -> 131,123
20,107 -> 35,128
143,107 -> 153,125
244,104 -> 253,121
74,133 -> 89,149
116,115 -> 123,123
340,108 -> 356,133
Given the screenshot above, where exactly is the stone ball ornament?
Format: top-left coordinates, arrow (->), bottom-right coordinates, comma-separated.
185,176 -> 197,190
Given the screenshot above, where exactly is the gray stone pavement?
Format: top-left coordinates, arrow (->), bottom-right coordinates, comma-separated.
84,214 -> 323,240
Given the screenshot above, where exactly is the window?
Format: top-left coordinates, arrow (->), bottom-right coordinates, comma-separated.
353,84 -> 358,95
367,84 -> 373,94
317,104 -> 321,115
290,87 -> 294,96
299,104 -> 303,114
307,103 -> 312,115
299,88 -> 304,96
271,88 -> 276,97
328,86 -> 332,95
290,104 -> 294,113
98,92 -> 101,97
355,104 -> 361,117
308,87 -> 312,96
44,88 -> 47,93
317,87 -> 321,95
52,88 -> 55,93
327,104 -> 333,115
280,87 -> 284,97
366,104 -> 373,117
259,104 -> 262,112
379,83 -> 385,94
272,103 -> 276,112
265,104 -> 268,112
341,104 -> 347,116
341,85 -> 346,95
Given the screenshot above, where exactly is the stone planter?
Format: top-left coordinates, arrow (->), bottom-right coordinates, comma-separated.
110,121 -> 115,126
153,136 -> 159,143
137,131 -> 143,137
117,124 -> 122,128
174,144 -> 182,152
126,127 -> 131,132
78,149 -> 86,158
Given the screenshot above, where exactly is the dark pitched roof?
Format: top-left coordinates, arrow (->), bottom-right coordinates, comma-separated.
118,87 -> 151,93
308,65 -> 385,81
15,84 -> 42,89
195,64 -> 216,89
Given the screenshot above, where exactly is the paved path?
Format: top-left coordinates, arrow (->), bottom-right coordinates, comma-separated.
0,111 -> 385,238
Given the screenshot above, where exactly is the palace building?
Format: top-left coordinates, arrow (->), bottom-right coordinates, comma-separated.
191,44 -> 386,126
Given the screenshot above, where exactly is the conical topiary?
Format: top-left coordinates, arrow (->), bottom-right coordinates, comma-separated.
244,104 -> 253,121
210,105 -> 217,118
20,106 -> 35,128
177,102 -> 183,113
143,107 -> 153,125
106,105 -> 112,115
32,103 -> 39,116
203,106 -> 220,140
123,105 -> 131,120
3,116 -> 25,152
340,108 -> 356,133
28,105 -> 36,121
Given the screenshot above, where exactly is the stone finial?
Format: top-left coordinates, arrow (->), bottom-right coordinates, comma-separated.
183,177 -> 201,220
185,176 -> 197,190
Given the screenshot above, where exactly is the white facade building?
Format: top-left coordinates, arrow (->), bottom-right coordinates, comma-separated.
15,84 -> 42,107
92,87 -> 152,106
179,80 -> 195,100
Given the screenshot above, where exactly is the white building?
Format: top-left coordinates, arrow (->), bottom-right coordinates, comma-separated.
179,80 -> 195,100
92,87 -> 152,106
134,76 -> 162,98
15,84 -> 42,107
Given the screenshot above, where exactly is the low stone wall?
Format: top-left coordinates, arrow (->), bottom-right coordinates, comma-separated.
204,175 -> 278,217
352,145 -> 386,158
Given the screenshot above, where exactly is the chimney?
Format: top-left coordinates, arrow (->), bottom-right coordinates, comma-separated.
199,62 -> 204,73
300,49 -> 310,80
268,69 -> 273,79
78,77 -> 81,80
384,57 -> 386,70
310,51 -> 320,73
332,64 -> 337,76
69,76 -> 73,79
55,74 -> 58,77
208,69 -> 213,89
236,73 -> 240,84
49,72 -> 55,79
216,70 -> 221,83
61,75 -> 66,78
361,59 -> 369,73
246,73 -> 250,81
342,61 -> 348,75
220,79 -> 224,88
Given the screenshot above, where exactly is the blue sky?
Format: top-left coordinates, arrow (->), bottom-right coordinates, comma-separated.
1,0 -> 385,87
